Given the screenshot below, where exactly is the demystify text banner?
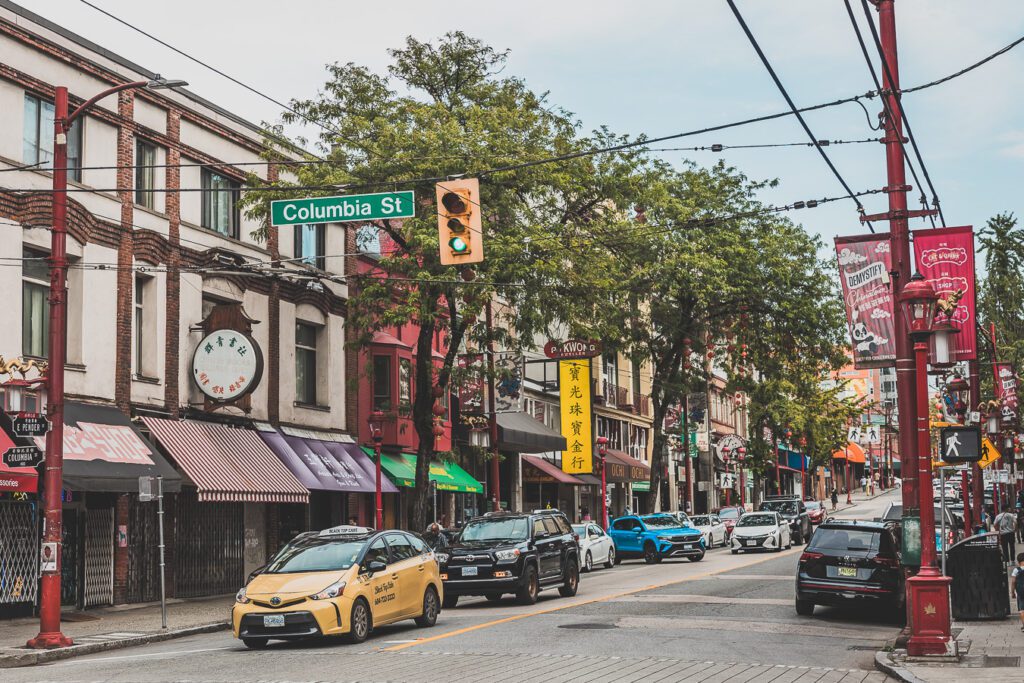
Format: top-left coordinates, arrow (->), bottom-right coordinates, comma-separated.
835,233 -> 895,368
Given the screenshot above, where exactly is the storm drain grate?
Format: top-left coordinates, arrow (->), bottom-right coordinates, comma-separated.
847,645 -> 884,651
558,623 -> 618,630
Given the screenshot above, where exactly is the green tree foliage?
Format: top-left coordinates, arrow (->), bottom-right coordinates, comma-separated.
978,212 -> 1024,394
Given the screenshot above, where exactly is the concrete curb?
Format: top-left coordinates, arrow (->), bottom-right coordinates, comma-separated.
0,621 -> 228,668
874,650 -> 928,683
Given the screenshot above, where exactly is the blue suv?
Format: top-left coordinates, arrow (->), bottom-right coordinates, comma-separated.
609,514 -> 705,564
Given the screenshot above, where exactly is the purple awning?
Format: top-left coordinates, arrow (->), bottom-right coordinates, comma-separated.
258,430 -> 397,493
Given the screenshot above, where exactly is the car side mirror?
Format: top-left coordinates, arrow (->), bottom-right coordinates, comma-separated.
632,526 -> 643,533
363,560 -> 387,574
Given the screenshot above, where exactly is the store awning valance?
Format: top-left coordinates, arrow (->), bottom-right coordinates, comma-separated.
143,417 -> 306,503
604,449 -> 651,483
496,411 -> 567,453
832,442 -> 866,464
575,474 -> 602,487
258,428 -> 397,494
632,480 -> 651,492
363,448 -> 483,494
522,454 -> 583,485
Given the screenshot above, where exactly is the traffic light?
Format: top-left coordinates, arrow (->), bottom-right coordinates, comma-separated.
436,178 -> 483,265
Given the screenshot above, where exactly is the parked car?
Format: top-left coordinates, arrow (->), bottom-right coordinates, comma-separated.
729,511 -> 792,553
572,523 -> 615,571
609,513 -> 705,564
717,506 -> 744,538
795,519 -> 904,616
438,509 -> 580,607
880,502 -> 960,554
804,500 -> 828,525
232,526 -> 442,648
689,514 -> 728,548
670,511 -> 694,529
758,496 -> 812,545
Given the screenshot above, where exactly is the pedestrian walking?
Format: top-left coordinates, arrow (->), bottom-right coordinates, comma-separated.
995,508 -> 1018,564
860,476 -> 868,493
830,487 -> 838,512
1012,552 -> 1024,632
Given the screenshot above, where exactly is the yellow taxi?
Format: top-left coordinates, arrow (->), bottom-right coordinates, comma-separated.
232,526 -> 442,648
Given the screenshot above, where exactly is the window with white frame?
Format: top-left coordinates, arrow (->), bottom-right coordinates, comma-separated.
295,322 -> 319,405
22,247 -> 49,358
135,139 -> 157,209
23,94 -> 82,182
200,169 -> 240,237
294,224 -> 326,270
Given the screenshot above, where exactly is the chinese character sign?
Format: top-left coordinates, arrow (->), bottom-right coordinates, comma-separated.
559,359 -> 593,474
995,363 -> 1018,427
912,226 -> 977,361
835,234 -> 895,368
191,329 -> 262,401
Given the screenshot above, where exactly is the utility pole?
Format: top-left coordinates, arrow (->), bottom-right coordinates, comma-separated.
485,300 -> 500,512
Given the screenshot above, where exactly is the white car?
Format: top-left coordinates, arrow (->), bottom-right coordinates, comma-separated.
729,511 -> 792,554
572,523 -> 615,571
690,514 -> 728,548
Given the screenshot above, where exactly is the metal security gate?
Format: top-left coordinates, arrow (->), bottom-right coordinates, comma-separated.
127,497 -> 160,603
0,501 -> 39,606
61,508 -> 81,606
174,490 -> 243,598
82,509 -> 114,608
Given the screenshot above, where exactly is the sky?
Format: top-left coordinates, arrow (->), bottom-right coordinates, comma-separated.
22,0 -> 1024,259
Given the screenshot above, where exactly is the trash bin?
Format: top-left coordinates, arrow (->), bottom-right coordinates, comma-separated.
945,532 -> 1010,620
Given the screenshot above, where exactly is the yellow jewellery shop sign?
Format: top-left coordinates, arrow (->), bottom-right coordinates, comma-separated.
559,359 -> 593,474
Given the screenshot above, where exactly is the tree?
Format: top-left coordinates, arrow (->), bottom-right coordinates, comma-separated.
978,212 -> 1024,393
243,33 -> 649,530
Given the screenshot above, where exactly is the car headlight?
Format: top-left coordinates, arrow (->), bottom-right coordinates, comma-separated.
435,552 -> 450,564
235,586 -> 249,604
495,548 -> 521,561
310,580 -> 347,601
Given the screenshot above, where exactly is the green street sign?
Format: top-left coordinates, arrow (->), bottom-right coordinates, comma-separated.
270,191 -> 415,226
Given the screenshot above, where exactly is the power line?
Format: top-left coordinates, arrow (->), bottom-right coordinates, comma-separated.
726,0 -> 874,232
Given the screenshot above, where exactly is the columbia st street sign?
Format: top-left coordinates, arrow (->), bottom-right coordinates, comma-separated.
270,191 -> 415,226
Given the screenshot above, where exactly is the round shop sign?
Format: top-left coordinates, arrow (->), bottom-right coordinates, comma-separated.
191,329 -> 263,401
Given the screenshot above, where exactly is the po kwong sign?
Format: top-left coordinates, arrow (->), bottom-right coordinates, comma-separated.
835,233 -> 895,368
543,339 -> 603,360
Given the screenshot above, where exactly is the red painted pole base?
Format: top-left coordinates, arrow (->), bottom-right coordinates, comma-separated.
26,631 -> 73,649
906,571 -> 953,657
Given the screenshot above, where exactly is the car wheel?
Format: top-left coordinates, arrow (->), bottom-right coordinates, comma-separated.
558,557 -> 580,597
643,542 -> 662,564
687,550 -> 705,562
414,586 -> 439,627
795,598 -> 815,616
731,549 -> 739,555
584,551 -> 593,572
516,564 -> 539,605
604,546 -> 615,568
442,593 -> 459,609
242,637 -> 268,650
613,547 -> 622,566
346,598 -> 372,643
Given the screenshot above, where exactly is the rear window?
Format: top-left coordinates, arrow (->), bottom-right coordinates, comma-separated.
809,528 -> 880,553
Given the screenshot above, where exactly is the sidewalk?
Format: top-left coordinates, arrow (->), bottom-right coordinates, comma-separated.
0,594 -> 230,668
877,617 -> 1024,682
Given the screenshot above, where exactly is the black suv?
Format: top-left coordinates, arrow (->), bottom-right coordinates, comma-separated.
759,496 -> 812,545
438,510 -> 580,607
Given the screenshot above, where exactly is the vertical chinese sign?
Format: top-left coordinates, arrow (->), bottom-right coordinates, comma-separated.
995,363 -> 1018,427
912,226 -> 977,362
835,233 -> 895,368
559,359 -> 593,474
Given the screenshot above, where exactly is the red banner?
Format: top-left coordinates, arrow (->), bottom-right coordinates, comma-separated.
835,234 -> 895,368
995,363 -> 1018,427
912,226 -> 977,361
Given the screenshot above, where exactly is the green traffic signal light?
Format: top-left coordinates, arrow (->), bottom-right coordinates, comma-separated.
449,236 -> 470,253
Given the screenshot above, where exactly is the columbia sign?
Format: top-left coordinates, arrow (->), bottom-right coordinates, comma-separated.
270,191 -> 415,226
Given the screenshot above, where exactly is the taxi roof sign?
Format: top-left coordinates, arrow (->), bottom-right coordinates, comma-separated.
318,525 -> 374,537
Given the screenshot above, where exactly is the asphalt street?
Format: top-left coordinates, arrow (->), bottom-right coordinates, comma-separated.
10,491 -> 901,682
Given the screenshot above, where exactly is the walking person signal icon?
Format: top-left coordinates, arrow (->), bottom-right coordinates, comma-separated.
938,426 -> 982,464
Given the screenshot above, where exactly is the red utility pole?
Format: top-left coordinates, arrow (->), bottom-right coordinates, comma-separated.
485,301 -> 500,512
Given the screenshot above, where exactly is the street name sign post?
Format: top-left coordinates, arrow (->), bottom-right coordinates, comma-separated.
11,413 -> 50,438
3,445 -> 43,468
270,191 -> 415,226
138,476 -> 168,629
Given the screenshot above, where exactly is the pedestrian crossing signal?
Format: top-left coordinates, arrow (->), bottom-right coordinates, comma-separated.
436,179 -> 483,265
939,426 -> 982,464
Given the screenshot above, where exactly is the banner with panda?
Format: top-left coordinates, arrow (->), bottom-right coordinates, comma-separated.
994,363 -> 1018,428
835,233 -> 895,368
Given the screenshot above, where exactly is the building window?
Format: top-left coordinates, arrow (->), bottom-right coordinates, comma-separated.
22,247 -> 49,358
134,277 -> 145,374
398,358 -> 412,412
200,169 -> 239,237
372,355 -> 392,411
355,225 -> 381,259
23,93 -> 82,182
294,224 -> 325,270
295,322 -> 318,405
135,139 -> 157,208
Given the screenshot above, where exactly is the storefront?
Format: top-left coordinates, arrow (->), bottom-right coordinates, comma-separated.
521,454 -> 583,513
831,441 -> 866,494
603,450 -> 650,518
495,411 -> 567,515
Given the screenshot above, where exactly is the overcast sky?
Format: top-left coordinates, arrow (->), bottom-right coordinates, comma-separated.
27,0 -> 1024,257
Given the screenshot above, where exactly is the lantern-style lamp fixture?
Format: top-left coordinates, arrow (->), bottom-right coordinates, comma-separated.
985,407 -> 1001,437
596,435 -> 609,457
899,273 -> 939,340
368,409 -> 385,444
736,446 -> 746,462
928,319 -> 959,370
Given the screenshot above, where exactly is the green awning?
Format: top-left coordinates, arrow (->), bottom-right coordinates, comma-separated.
362,448 -> 483,494
632,480 -> 651,492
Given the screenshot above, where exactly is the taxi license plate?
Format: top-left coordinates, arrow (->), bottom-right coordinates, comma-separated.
263,615 -> 285,628
462,566 -> 478,577
838,566 -> 857,578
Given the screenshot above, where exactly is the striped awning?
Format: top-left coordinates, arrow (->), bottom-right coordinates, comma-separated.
142,417 -> 308,503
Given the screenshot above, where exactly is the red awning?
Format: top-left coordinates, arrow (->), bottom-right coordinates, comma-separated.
832,442 -> 866,464
0,428 -> 37,493
522,454 -> 584,485
605,449 -> 652,481
370,331 -> 412,350
143,418 -> 307,503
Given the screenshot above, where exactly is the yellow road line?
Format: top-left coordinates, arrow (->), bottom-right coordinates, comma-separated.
383,548 -> 800,652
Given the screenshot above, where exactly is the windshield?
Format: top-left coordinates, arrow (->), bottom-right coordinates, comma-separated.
737,514 -> 776,527
717,508 -> 739,519
805,502 -> 822,511
460,517 -> 529,542
760,501 -> 798,515
691,516 -> 710,526
264,538 -> 365,574
641,515 -> 680,528
883,505 -> 949,521
571,525 -> 587,535
809,528 -> 880,553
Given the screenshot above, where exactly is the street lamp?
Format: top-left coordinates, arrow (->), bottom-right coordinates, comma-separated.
736,446 -> 747,508
899,273 -> 953,657
368,410 -> 386,530
27,76 -> 187,651
596,436 -> 609,531
927,319 -> 959,373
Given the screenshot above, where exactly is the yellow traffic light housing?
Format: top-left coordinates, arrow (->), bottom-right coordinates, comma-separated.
436,179 -> 483,265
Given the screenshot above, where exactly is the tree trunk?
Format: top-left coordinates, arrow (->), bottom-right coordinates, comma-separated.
411,316 -> 438,532
649,395 -> 671,512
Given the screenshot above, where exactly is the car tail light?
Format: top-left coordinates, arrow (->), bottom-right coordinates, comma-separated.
573,533 -> 580,543
871,556 -> 899,568
799,551 -> 823,563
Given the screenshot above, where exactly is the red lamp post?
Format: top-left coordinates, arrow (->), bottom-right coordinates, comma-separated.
27,77 -> 185,651
737,446 -> 747,508
369,410 -> 385,530
900,273 -> 953,656
596,436 -> 609,530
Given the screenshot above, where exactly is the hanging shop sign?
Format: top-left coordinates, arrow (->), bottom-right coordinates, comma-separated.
994,363 -> 1018,427
191,329 -> 263,402
559,359 -> 593,474
835,233 -> 895,368
543,339 -> 603,360
456,354 -> 485,415
912,226 -> 977,362
493,353 -> 524,414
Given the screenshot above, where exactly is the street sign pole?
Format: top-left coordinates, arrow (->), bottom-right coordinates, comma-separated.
157,476 -> 167,630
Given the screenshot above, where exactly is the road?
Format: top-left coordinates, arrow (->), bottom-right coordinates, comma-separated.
14,491 -> 900,682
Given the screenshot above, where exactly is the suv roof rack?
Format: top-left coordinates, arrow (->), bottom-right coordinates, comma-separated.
532,509 -> 563,515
